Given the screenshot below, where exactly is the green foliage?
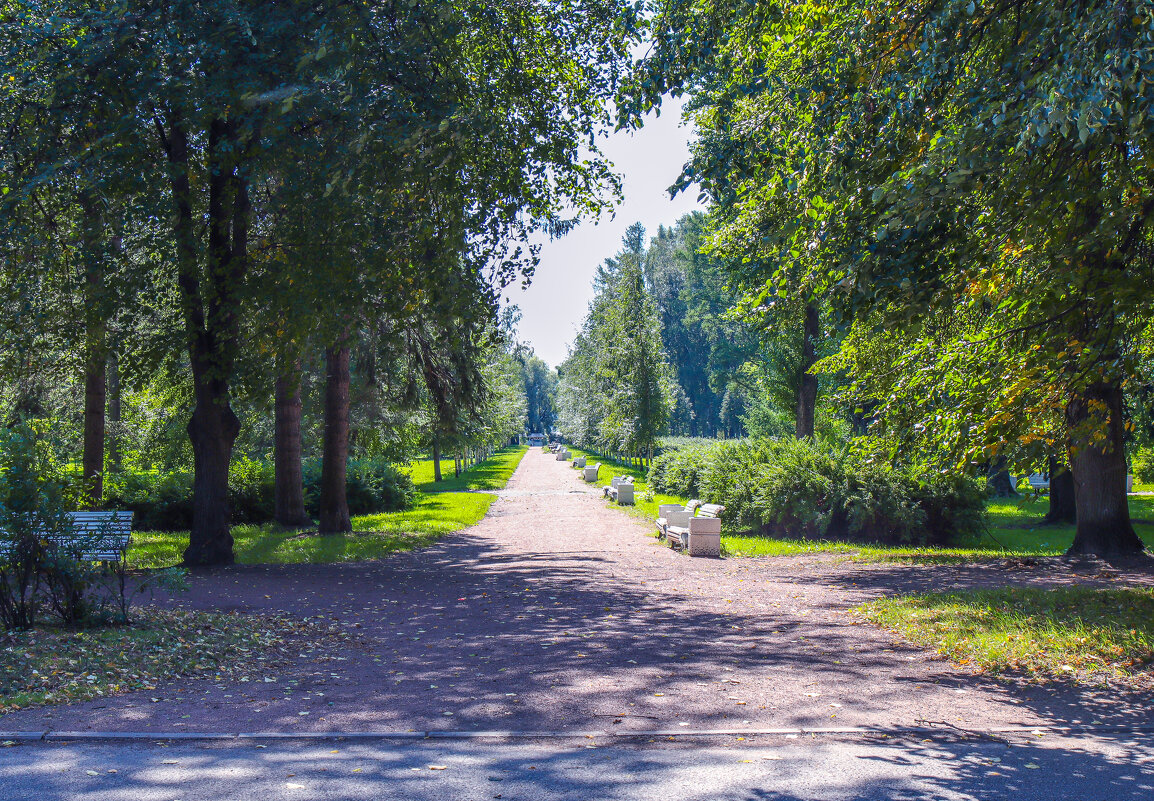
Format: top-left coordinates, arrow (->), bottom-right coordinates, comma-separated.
648,437 -> 987,545
1132,447 -> 1154,484
558,225 -> 673,456
107,458 -> 415,532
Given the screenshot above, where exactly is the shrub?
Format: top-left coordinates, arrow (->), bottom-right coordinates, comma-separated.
107,457 -> 415,532
648,436 -> 986,546
1132,447 -> 1154,484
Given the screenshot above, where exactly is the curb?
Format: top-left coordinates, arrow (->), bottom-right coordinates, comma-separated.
4,724 -> 1154,744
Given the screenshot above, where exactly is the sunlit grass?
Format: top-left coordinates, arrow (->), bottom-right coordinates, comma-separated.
858,587 -> 1154,685
128,448 -> 526,568
404,446 -> 526,492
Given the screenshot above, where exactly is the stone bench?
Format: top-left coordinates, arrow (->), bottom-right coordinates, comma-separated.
603,475 -> 634,505
583,463 -> 602,482
660,501 -> 724,557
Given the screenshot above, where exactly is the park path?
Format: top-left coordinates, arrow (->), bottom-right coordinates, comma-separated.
2,449 -> 1150,735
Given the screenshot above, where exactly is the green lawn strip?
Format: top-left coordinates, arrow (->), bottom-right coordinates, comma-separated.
857,587 -> 1154,686
0,609 -> 345,713
404,445 -> 527,493
129,448 -> 527,568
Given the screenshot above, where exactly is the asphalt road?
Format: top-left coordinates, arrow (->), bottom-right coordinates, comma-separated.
1,733 -> 1151,800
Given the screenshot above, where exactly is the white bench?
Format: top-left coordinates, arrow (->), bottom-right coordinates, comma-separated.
571,455 -> 587,469
1026,473 -> 1049,496
603,476 -> 634,505
583,463 -> 602,482
661,501 -> 724,557
1,511 -> 133,563
555,448 -> 570,461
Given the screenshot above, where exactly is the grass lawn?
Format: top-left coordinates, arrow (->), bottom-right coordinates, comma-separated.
128,446 -> 526,568
0,609 -> 342,713
858,587 -> 1154,686
566,447 -> 1154,561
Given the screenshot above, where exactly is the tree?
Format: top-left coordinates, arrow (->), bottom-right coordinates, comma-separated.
3,0 -> 638,563
632,0 -> 1154,556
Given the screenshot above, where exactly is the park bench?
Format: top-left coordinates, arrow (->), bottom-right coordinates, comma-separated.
603,475 -> 634,505
661,501 -> 724,557
583,463 -> 602,482
0,511 -> 133,563
571,455 -> 587,469
1025,473 -> 1049,496
555,448 -> 570,461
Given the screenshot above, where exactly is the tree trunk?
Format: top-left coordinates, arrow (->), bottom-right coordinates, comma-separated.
107,352 -> 121,472
795,301 -> 819,438
166,115 -> 249,567
274,359 -> 309,527
1046,456 -> 1076,525
432,438 -> 443,482
1066,382 -> 1144,556
985,458 -> 1016,497
319,341 -> 351,534
184,372 -> 239,566
80,196 -> 106,508
82,354 -> 106,509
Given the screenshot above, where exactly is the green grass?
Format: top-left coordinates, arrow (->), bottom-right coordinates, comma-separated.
405,446 -> 527,492
0,609 -> 341,713
128,447 -> 526,568
858,587 -> 1154,685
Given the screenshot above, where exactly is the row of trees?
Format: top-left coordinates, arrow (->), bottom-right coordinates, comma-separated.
625,0 -> 1154,557
556,214 -> 843,456
1,0 -> 640,564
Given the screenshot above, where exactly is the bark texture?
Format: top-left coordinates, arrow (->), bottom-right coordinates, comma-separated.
81,197 -> 106,508
274,361 -> 309,527
1045,456 -> 1077,525
795,301 -> 819,438
1066,382 -> 1144,556
319,342 -> 352,534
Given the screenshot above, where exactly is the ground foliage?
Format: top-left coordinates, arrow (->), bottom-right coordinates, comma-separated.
860,587 -> 1154,687
0,608 -> 346,713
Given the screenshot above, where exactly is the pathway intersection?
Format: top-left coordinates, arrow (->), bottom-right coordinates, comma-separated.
2,448 -> 1152,737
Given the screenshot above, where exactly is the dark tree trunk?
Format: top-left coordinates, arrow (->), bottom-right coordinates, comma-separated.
1066,382 -> 1144,556
319,342 -> 351,534
1046,456 -> 1076,525
107,352 -> 121,472
82,356 -> 106,509
795,301 -> 819,438
274,359 -> 309,527
164,115 -> 250,567
80,197 -> 106,508
184,373 -> 239,565
432,438 -> 443,482
986,458 -> 1016,497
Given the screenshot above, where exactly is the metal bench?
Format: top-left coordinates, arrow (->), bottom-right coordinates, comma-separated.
1,511 -> 133,563
662,501 -> 724,557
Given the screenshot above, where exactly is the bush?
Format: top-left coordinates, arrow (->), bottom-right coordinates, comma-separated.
107,457 -> 415,532
647,436 -> 986,546
1132,447 -> 1154,484
0,425 -> 182,631
304,458 -> 415,517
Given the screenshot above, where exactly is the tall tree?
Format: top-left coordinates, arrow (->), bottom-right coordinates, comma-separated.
632,0 -> 1154,556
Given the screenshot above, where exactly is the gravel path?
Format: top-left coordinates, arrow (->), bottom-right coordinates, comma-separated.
3,449 -> 1151,735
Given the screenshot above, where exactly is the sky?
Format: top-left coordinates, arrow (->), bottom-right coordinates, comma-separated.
504,97 -> 706,369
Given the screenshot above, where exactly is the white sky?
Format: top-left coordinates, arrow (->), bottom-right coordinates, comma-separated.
505,97 -> 706,368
